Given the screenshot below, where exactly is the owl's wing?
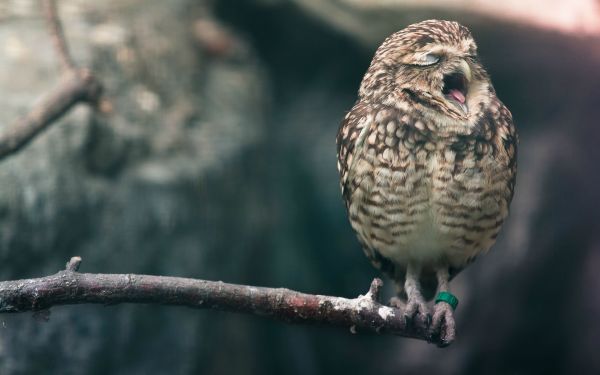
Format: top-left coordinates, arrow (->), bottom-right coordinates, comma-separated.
336,101 -> 373,207
495,103 -> 518,203
336,102 -> 400,278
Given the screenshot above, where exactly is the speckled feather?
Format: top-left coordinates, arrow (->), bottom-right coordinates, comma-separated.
336,20 -> 517,299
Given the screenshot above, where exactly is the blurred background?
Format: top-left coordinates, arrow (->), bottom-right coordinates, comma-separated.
0,0 -> 599,374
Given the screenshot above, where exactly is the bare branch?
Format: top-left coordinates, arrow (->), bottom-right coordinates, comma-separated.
42,0 -> 76,72
0,257 -> 442,346
1,1 -> 105,323
0,70 -> 102,159
0,1 -> 105,161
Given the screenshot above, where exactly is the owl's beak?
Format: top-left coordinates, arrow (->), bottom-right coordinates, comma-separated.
442,59 -> 471,114
458,59 -> 472,83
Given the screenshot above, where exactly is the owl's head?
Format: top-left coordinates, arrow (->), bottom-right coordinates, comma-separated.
359,20 -> 493,127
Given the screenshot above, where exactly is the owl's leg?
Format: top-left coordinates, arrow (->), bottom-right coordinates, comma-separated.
430,267 -> 456,346
401,263 -> 430,327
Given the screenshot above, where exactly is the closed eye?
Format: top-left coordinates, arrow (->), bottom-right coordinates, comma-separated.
413,53 -> 440,67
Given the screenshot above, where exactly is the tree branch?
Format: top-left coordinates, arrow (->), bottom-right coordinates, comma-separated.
42,0 -> 76,72
0,70 -> 102,159
0,257 -> 442,346
0,0 -> 104,161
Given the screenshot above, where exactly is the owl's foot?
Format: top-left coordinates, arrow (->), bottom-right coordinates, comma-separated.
390,295 -> 430,329
430,301 -> 456,347
397,263 -> 431,329
389,296 -> 404,309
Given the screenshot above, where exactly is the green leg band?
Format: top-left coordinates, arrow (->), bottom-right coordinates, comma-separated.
435,291 -> 459,311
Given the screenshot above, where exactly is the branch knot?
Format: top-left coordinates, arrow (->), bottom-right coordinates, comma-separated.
65,256 -> 82,272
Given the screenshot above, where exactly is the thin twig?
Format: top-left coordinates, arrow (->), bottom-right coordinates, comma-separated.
0,257 -> 444,346
42,0 -> 76,72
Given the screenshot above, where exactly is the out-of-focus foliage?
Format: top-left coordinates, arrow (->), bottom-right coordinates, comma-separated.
0,0 -> 598,374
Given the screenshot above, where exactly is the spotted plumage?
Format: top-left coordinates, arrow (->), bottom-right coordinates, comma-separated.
336,20 -> 517,344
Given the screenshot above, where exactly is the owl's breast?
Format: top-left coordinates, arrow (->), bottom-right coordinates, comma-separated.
347,122 -> 511,268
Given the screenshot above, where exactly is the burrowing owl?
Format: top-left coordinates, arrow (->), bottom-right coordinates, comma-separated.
336,20 -> 517,345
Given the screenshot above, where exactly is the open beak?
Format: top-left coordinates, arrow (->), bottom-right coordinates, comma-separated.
442,59 -> 471,114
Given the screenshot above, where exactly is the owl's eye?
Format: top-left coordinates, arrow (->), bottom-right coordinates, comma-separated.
414,53 -> 440,66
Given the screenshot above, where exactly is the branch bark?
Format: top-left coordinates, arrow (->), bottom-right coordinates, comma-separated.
0,257 -> 442,346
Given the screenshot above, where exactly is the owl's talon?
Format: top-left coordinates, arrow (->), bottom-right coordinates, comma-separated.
389,296 -> 404,309
403,297 -> 429,330
429,301 -> 456,346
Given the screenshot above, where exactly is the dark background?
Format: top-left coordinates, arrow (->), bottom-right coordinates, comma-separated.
0,0 -> 598,374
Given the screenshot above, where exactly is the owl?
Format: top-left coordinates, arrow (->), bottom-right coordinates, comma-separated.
336,20 -> 517,345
